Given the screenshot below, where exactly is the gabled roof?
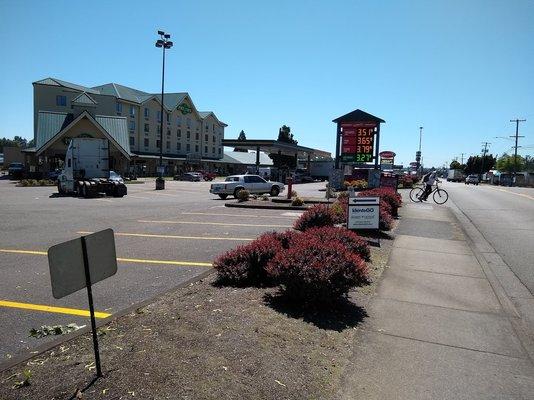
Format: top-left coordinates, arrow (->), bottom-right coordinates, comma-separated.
72,92 -> 98,105
92,83 -> 153,104
33,78 -> 100,94
35,111 -> 131,159
198,111 -> 228,127
332,109 -> 385,124
153,93 -> 188,111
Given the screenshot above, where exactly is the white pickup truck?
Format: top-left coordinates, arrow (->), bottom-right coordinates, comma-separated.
210,174 -> 285,199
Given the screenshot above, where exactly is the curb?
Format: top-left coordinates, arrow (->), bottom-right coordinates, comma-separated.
0,268 -> 215,373
225,202 -> 308,211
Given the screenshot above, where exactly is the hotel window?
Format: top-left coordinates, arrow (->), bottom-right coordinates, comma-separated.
166,113 -> 170,123
195,145 -> 199,153
167,128 -> 171,136
177,129 -> 181,138
129,137 -> 135,146
157,125 -> 161,135
177,116 -> 181,126
144,108 -> 149,119
56,95 -> 67,106
186,131 -> 190,139
212,147 -> 215,154
166,141 -> 170,150
218,148 -> 222,155
204,146 -> 208,154
157,111 -> 162,122
204,134 -> 208,142
129,106 -> 135,117
195,132 -> 199,141
177,142 -> 181,150
186,144 -> 190,152
156,139 -> 161,148
144,138 -> 149,147
129,120 -> 135,132
186,117 -> 191,128
205,124 -> 209,132
144,123 -> 149,133
116,102 -> 122,114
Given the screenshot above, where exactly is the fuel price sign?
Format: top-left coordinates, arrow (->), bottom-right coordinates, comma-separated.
341,123 -> 377,163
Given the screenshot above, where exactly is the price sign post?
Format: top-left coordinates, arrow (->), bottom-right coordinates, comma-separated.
333,109 -> 385,171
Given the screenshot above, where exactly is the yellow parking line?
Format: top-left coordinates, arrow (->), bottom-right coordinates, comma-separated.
0,300 -> 111,318
117,257 -> 211,267
138,220 -> 292,228
77,231 -> 253,241
0,248 -> 214,267
181,212 -> 297,220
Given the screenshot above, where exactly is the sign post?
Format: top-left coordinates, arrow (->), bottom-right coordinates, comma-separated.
48,229 -> 118,379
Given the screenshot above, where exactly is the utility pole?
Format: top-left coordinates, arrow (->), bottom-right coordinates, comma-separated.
509,119 -> 526,186
480,142 -> 491,179
460,153 -> 465,165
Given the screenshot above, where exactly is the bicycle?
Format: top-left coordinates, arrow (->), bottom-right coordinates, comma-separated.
409,181 -> 449,204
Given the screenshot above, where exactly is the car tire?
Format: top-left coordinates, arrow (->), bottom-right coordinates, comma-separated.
218,194 -> 228,200
270,186 -> 280,197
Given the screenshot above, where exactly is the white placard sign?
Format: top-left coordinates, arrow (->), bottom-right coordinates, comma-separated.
347,196 -> 380,230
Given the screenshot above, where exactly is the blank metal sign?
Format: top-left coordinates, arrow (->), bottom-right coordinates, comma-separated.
48,229 -> 118,299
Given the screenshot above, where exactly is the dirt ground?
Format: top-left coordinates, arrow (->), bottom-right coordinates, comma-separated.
0,233 -> 393,400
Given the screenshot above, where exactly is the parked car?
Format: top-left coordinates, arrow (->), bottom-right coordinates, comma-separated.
8,162 -> 24,179
174,172 -> 202,182
465,174 -> 480,185
195,171 -> 216,181
209,174 -> 285,199
47,168 -> 62,181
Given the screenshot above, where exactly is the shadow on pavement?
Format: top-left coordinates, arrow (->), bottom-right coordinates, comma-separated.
263,291 -> 368,332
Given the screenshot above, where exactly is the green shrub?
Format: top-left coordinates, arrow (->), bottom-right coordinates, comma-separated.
290,190 -> 298,198
236,189 -> 250,202
291,197 -> 304,206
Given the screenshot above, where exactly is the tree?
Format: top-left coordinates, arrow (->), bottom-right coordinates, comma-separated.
449,160 -> 462,169
233,130 -> 248,152
525,155 -> 534,173
277,125 -> 298,145
496,153 -> 526,173
464,154 -> 496,175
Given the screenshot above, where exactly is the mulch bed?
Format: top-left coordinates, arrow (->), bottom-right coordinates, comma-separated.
0,232 -> 395,400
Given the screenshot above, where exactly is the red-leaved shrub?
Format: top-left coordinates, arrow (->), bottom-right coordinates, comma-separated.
214,235 -> 282,284
293,204 -> 335,231
302,226 -> 371,261
257,230 -> 298,250
266,236 -> 368,303
359,188 -> 402,217
379,199 -> 394,231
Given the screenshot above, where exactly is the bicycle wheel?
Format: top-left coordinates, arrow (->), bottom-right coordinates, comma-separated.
433,188 -> 449,204
409,187 -> 424,202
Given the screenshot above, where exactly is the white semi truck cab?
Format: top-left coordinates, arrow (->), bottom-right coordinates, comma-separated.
58,138 -> 127,198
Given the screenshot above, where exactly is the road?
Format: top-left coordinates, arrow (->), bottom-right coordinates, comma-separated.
444,181 -> 534,295
0,178 -> 318,363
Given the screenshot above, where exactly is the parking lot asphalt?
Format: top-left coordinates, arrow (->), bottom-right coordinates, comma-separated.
0,178 -> 321,362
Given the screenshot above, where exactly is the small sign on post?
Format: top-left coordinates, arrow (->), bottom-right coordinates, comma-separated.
347,196 -> 380,230
48,229 -> 117,378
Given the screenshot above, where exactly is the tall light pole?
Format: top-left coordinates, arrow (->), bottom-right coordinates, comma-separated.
510,118 -> 526,186
155,30 -> 173,190
415,126 -> 423,175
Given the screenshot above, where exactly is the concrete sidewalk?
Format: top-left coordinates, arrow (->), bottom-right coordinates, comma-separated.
340,202 -> 534,399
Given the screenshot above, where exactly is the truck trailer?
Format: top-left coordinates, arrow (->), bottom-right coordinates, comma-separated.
447,169 -> 465,182
57,138 -> 127,198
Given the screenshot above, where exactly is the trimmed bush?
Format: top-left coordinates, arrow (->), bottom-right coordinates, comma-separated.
291,197 -> 304,206
258,230 -> 298,250
331,202 -> 346,224
303,226 -> 371,261
266,236 -> 368,303
379,200 -> 394,231
236,189 -> 250,202
359,188 -> 402,217
293,204 -> 335,231
213,235 -> 282,284
344,179 -> 368,189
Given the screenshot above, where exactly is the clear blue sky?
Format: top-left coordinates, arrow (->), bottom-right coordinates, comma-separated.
1,0 -> 533,167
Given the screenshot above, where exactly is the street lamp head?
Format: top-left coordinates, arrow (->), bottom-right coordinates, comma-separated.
164,33 -> 171,39
157,30 -> 165,36
164,41 -> 173,48
156,40 -> 164,47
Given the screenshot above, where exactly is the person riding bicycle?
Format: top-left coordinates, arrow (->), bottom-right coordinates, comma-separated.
420,169 -> 439,201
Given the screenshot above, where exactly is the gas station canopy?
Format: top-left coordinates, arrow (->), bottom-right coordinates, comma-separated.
222,139 -> 331,159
